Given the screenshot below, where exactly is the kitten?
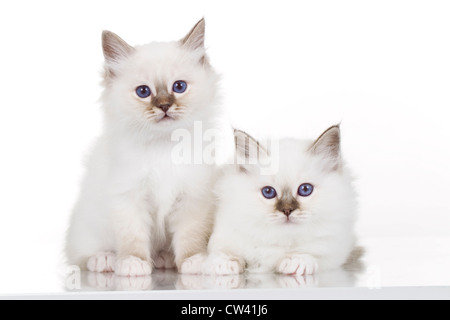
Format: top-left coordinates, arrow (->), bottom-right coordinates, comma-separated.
65,19 -> 223,276
203,125 -> 358,275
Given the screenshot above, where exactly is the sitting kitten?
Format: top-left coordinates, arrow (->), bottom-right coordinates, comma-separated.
65,19 -> 222,276
204,125 -> 358,275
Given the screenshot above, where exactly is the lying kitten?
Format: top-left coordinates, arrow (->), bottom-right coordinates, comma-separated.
204,125 -> 358,275
66,19 -> 222,276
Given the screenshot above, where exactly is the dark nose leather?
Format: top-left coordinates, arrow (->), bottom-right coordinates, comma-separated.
158,104 -> 171,113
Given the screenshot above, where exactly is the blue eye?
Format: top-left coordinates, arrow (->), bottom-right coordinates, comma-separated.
136,85 -> 151,98
298,183 -> 314,197
261,186 -> 277,199
173,80 -> 187,93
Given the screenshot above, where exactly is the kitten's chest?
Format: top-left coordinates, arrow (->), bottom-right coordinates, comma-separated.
142,144 -> 212,199
110,139 -> 212,205
109,142 -> 177,190
141,145 -> 184,187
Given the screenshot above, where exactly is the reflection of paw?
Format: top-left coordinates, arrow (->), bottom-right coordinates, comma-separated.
177,274 -> 205,290
277,274 -> 317,288
115,275 -> 153,291
179,253 -> 206,274
277,254 -> 318,275
85,271 -> 153,290
208,256 -> 244,275
154,251 -> 176,270
115,256 -> 152,277
87,252 -> 115,273
87,271 -> 115,289
214,275 -> 245,289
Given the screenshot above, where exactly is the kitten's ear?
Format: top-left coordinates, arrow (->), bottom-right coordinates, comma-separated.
102,31 -> 135,77
309,125 -> 342,171
180,18 -> 206,51
102,31 -> 134,62
234,129 -> 268,173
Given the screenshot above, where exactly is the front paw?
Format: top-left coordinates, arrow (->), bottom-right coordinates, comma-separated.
214,259 -> 243,275
179,253 -> 207,274
87,252 -> 116,273
115,256 -> 152,277
277,254 -> 318,275
204,255 -> 244,276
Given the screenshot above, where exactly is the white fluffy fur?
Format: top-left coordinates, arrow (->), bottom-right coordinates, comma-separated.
203,127 -> 358,275
65,20 -> 224,276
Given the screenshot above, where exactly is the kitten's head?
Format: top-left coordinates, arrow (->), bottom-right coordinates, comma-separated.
228,125 -> 356,227
101,19 -> 219,134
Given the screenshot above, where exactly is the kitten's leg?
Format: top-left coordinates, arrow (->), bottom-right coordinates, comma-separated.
180,253 -> 208,274
115,255 -> 152,277
203,220 -> 245,275
204,253 -> 245,275
112,200 -> 153,277
87,252 -> 116,273
168,197 -> 213,274
65,203 -> 116,271
277,254 -> 319,275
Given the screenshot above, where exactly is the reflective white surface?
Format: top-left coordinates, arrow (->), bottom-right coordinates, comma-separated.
2,235 -> 449,298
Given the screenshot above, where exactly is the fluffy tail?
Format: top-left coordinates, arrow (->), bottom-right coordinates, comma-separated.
343,245 -> 365,271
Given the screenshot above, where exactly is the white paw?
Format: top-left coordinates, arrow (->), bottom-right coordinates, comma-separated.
115,256 -> 152,277
179,253 -> 207,274
154,251 -> 176,269
87,252 -> 115,273
210,256 -> 244,275
277,254 -> 318,275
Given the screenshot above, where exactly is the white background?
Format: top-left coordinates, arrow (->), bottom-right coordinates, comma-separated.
0,0 -> 449,294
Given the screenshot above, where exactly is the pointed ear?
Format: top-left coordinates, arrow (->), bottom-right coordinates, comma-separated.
102,31 -> 134,78
180,18 -> 206,51
234,129 -> 268,173
102,31 -> 134,62
309,125 -> 342,171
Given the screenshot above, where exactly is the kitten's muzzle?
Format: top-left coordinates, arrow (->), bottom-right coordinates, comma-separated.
275,191 -> 300,218
152,94 -> 175,113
